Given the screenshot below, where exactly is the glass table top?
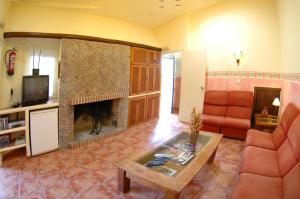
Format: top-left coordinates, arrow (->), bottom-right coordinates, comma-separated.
135,131 -> 212,177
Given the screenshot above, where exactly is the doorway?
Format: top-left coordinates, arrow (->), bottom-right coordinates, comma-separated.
160,53 -> 182,117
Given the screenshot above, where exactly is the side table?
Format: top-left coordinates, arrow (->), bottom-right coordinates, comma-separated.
254,114 -> 278,133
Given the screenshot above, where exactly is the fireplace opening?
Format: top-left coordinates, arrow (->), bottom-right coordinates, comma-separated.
74,99 -> 119,140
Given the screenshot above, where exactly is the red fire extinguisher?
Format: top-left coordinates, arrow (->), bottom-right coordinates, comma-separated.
5,48 -> 17,76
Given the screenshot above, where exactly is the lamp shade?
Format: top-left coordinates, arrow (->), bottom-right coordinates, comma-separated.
272,97 -> 280,106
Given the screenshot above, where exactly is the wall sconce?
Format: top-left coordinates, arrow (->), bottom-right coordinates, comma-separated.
233,51 -> 243,66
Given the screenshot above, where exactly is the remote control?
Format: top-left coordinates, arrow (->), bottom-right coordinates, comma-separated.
154,154 -> 175,158
147,160 -> 165,167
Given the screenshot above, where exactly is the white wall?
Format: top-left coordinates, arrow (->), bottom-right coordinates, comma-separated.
276,0 -> 300,73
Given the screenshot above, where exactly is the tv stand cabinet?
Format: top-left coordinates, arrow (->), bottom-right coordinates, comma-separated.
0,100 -> 58,166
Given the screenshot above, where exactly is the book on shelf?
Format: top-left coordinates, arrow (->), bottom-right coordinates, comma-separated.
15,136 -> 26,145
0,117 -> 9,130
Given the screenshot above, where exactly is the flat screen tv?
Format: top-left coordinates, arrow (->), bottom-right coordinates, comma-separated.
22,75 -> 49,106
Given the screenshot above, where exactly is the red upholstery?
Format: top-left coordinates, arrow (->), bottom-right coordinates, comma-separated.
228,91 -> 254,107
280,103 -> 300,132
226,106 -> 252,119
204,90 -> 228,106
202,114 -> 224,126
203,104 -> 227,116
287,114 -> 300,160
201,124 -> 220,133
283,162 -> 300,199
245,129 -> 275,150
277,140 -> 298,176
231,103 -> 300,199
272,125 -> 287,149
221,128 -> 247,139
231,173 -> 281,199
246,103 -> 299,150
240,146 -> 280,177
223,117 -> 251,130
201,90 -> 253,139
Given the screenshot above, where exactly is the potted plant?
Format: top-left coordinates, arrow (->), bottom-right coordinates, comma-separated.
189,107 -> 203,149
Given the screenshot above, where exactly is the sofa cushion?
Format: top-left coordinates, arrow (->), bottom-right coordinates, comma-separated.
272,124 -> 287,149
221,128 -> 247,139
277,140 -> 298,176
287,114 -> 300,160
226,106 -> 252,119
201,124 -> 220,133
202,114 -> 225,127
283,162 -> 300,199
231,173 -> 282,199
228,91 -> 253,107
280,103 -> 300,133
246,129 -> 275,150
203,104 -> 227,116
204,90 -> 228,105
223,117 -> 251,130
240,146 -> 280,177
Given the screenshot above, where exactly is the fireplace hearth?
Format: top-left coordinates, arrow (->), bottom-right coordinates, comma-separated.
74,99 -> 119,141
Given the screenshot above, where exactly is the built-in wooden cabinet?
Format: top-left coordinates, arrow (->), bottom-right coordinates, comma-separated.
146,93 -> 160,121
128,47 -> 161,127
128,96 -> 147,127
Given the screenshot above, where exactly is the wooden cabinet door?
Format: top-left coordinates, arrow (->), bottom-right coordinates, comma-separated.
148,50 -> 161,65
128,96 -> 146,127
146,94 -> 160,121
131,47 -> 148,65
147,66 -> 160,92
130,65 -> 147,95
154,66 -> 161,91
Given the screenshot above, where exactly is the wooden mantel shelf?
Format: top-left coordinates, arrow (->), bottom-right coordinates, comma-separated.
4,32 -> 162,51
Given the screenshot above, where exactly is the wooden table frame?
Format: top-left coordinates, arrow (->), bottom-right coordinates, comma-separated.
116,131 -> 223,199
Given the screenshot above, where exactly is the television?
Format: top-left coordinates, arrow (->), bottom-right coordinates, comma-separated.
22,75 -> 49,106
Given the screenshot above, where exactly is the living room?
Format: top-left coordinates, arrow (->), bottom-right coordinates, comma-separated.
0,0 -> 299,198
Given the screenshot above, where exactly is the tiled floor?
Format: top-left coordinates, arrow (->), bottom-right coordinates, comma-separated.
0,115 -> 244,199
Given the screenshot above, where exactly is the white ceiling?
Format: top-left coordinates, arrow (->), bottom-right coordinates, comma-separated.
12,0 -> 226,28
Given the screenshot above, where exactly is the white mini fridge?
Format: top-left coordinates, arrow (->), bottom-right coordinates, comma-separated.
30,108 -> 59,156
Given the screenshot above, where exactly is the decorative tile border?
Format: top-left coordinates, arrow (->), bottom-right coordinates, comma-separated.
68,128 -> 124,149
207,71 -> 300,82
69,92 -> 127,105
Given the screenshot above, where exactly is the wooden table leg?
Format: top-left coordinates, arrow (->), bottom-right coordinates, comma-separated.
165,191 -> 181,199
118,168 -> 130,193
208,149 -> 217,164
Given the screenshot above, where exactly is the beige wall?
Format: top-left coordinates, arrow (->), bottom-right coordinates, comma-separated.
155,15 -> 189,52
276,0 -> 300,73
0,0 -> 11,107
189,0 -> 282,72
5,5 -> 159,47
156,0 -> 282,72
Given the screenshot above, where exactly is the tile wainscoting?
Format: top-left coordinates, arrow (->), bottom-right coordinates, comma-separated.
206,71 -> 300,113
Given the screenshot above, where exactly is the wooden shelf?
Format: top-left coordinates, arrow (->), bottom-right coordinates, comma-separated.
0,143 -> 26,153
0,126 -> 26,135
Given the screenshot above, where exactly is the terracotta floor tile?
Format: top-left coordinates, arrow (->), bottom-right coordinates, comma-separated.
0,115 -> 244,199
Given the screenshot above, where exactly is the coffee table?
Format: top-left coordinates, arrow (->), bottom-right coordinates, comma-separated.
116,131 -> 223,199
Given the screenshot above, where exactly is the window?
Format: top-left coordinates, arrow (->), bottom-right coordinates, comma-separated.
26,48 -> 58,98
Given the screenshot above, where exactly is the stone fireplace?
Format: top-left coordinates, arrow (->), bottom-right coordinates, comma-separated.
59,39 -> 130,148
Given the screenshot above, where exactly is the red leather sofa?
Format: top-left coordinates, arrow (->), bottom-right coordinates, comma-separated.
231,103 -> 300,199
202,90 -> 253,139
